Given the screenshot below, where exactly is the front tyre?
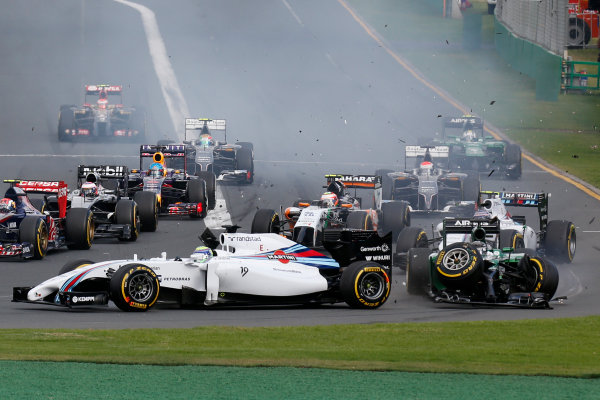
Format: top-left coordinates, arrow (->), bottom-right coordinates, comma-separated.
186,179 -> 207,219
134,191 -> 158,232
520,256 -> 559,299
58,259 -> 95,275
340,261 -> 390,308
196,170 -> 216,210
66,208 -> 94,250
395,226 -> 428,270
435,242 -> 483,289
406,248 -> 432,296
115,199 -> 139,241
109,264 -> 160,312
251,209 -> 280,234
346,210 -> 374,230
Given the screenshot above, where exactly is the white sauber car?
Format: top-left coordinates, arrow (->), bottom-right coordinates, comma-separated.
13,227 -> 393,311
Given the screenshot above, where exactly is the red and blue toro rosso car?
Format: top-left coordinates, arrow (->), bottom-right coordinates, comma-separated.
0,180 -> 94,259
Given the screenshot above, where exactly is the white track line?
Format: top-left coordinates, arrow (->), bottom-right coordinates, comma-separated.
114,0 -> 231,227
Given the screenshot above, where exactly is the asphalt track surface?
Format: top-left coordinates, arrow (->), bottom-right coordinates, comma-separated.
0,0 -> 598,329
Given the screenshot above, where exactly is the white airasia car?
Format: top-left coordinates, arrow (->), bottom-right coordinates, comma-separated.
13,228 -> 393,311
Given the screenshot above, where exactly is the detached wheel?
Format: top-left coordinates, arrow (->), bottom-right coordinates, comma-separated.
116,199 -> 139,241
521,256 -> 559,299
395,226 -> 428,270
186,179 -> 207,218
109,264 -> 160,312
461,171 -> 480,201
544,220 -> 576,263
236,147 -> 254,184
435,242 -> 483,289
196,170 -> 216,210
251,209 -> 280,234
499,230 -> 525,250
134,191 -> 158,232
406,248 -> 432,296
380,201 -> 410,240
58,107 -> 75,142
504,144 -> 522,179
19,216 -> 48,260
375,169 -> 394,200
346,211 -> 374,230
58,259 -> 95,275
66,208 -> 94,250
340,261 -> 390,308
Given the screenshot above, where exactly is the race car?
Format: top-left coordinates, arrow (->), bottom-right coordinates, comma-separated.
0,180 -> 94,259
434,116 -> 521,179
251,174 -> 410,247
404,217 -> 560,308
46,165 -> 158,240
376,145 -> 480,213
58,84 -> 146,141
127,145 -> 208,219
13,227 -> 392,311
184,118 -> 254,186
394,190 -> 576,269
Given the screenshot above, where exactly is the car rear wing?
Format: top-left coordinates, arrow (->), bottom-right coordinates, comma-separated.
480,190 -> 548,234
85,84 -> 122,95
443,116 -> 483,129
5,179 -> 68,218
78,165 -> 128,180
405,145 -> 449,158
325,174 -> 381,189
140,144 -> 187,158
185,118 -> 227,142
442,217 -> 501,247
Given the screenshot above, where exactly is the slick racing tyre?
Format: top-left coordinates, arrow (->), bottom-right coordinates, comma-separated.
380,201 -> 410,240
186,179 -> 207,219
504,144 -> 522,179
435,242 -> 483,289
544,220 -> 576,264
196,170 -> 216,210
251,209 -> 280,234
29,198 -> 46,213
236,141 -> 254,152
66,208 -> 94,250
109,264 -> 160,312
340,261 -> 390,308
461,171 -> 480,202
346,211 -> 374,230
134,191 -> 158,232
375,169 -> 394,200
19,216 -> 48,260
58,107 -> 75,142
235,147 -> 254,184
499,230 -> 525,250
520,256 -> 559,299
406,248 -> 432,296
395,226 -> 428,270
58,259 -> 96,275
116,199 -> 139,241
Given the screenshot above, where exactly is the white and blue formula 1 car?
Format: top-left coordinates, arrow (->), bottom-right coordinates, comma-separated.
13,228 -> 392,311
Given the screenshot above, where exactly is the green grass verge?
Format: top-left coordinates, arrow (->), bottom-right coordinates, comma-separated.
347,0 -> 600,187
1,316 -> 599,378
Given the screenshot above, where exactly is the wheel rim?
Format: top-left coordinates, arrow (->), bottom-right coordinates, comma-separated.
87,214 -> 95,244
442,248 -> 470,271
358,271 -> 385,301
127,274 -> 154,303
39,223 -> 48,253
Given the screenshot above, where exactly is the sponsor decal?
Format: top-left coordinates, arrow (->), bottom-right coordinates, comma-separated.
72,295 -> 95,303
365,255 -> 391,261
162,277 -> 191,282
81,165 -> 125,176
339,175 -> 375,183
267,250 -> 297,264
128,301 -> 147,309
360,245 -> 387,252
230,236 -> 262,242
273,267 -> 301,274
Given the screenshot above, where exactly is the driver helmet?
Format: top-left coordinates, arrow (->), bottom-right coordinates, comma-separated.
462,129 -> 477,141
97,90 -> 108,109
420,161 -> 434,172
199,134 -> 214,147
191,246 -> 213,262
320,192 -> 339,208
81,182 -> 98,198
148,162 -> 165,178
0,198 -> 16,213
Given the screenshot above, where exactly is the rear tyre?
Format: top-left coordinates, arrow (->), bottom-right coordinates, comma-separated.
406,248 -> 432,295
109,264 -> 160,312
58,108 -> 75,142
58,259 -> 95,275
236,141 -> 254,151
521,256 -> 559,299
251,209 -> 280,234
196,170 -> 216,210
340,261 -> 390,308
19,216 -> 48,260
346,211 -> 374,230
66,208 -> 94,250
395,226 -> 428,270
115,199 -> 139,241
375,169 -> 394,200
435,242 -> 483,289
186,179 -> 207,218
380,201 -> 410,240
544,220 -> 576,263
134,191 -> 158,232
236,147 -> 254,184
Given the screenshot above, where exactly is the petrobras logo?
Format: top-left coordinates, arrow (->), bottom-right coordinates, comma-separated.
81,165 -> 125,176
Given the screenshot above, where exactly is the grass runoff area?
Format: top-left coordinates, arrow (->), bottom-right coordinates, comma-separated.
0,317 -> 599,399
348,0 -> 600,187
2,2 -> 600,398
